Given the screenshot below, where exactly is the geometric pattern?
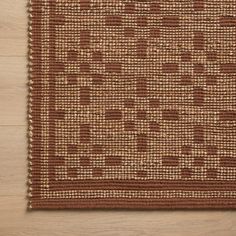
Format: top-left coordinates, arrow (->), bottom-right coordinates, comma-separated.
29,0 -> 236,208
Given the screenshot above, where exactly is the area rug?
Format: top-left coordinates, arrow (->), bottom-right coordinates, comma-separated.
28,0 -> 236,209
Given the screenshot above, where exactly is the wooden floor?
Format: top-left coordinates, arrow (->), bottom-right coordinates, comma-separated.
0,1 -> 236,235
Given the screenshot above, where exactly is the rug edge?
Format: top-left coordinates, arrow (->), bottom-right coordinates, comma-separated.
28,0 -> 38,210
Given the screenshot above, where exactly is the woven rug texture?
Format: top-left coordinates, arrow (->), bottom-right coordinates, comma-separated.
29,0 -> 236,209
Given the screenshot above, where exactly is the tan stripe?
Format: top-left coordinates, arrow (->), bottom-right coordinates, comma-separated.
45,190 -> 236,199
44,179 -> 236,191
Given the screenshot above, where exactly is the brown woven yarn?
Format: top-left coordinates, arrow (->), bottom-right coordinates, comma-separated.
29,0 -> 236,209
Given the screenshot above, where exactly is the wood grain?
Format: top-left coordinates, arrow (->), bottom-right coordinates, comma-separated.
0,1 -> 236,235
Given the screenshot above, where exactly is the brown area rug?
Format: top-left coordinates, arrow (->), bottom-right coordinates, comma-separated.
29,0 -> 236,209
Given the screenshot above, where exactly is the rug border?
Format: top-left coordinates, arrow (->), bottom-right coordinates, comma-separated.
30,198 -> 236,209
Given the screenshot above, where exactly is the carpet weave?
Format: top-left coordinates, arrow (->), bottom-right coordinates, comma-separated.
29,0 -> 236,209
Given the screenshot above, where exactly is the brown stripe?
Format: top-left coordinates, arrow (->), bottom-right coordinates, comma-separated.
149,98 -> 159,108
136,78 -> 147,97
124,2 -> 135,14
181,51 -> 192,62
206,145 -> 217,155
80,0 -> 90,11
220,157 -> 236,167
194,125 -> 204,144
194,31 -> 204,50
80,63 -> 90,73
67,144 -> 78,155
54,110 -> 65,120
181,75 -> 192,85
105,156 -> 122,166
149,28 -> 160,38
137,39 -> 147,59
162,63 -> 179,73
106,15 -> 122,26
220,16 -> 236,27
206,51 -> 217,62
124,27 -> 135,37
92,168 -> 103,177
105,63 -> 122,73
181,168 -> 192,179
105,109 -> 122,120
136,170 -> 147,178
182,145 -> 191,155
194,157 -> 205,167
193,0 -> 204,11
67,50 -> 78,61
207,169 -> 218,179
194,63 -> 204,73
80,156 -> 90,166
162,110 -> 179,120
67,168 -> 78,178
137,110 -> 147,120
124,98 -> 135,108
206,75 -> 217,85
50,14 -> 66,25
162,16 -> 179,27
80,30 -> 90,49
92,73 -> 103,85
31,197 -> 236,209
80,124 -> 90,143
92,51 -> 103,61
193,86 -> 204,106
162,156 -> 179,166
137,134 -> 148,152
80,86 -> 90,105
124,121 -> 135,131
219,110 -> 236,121
220,64 -> 236,73
150,2 -> 160,14
137,16 -> 147,27
92,144 -> 103,154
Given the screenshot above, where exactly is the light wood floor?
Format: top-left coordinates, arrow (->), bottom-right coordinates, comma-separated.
0,1 -> 236,235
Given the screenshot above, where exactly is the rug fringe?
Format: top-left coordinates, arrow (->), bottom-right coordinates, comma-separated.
27,0 -> 33,210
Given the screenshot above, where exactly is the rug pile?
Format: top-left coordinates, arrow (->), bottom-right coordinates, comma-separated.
29,0 -> 236,208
